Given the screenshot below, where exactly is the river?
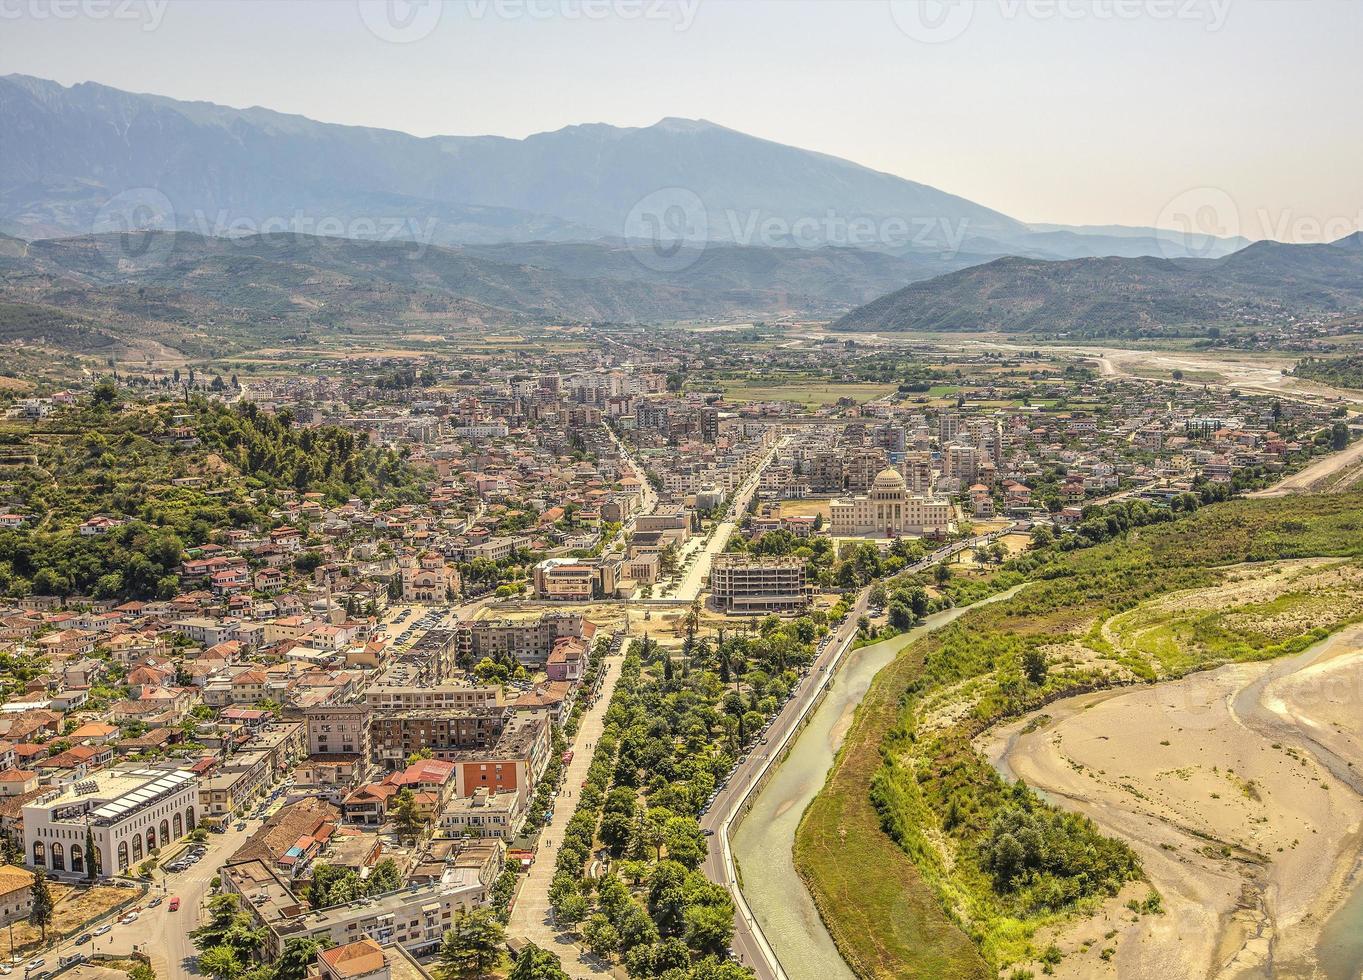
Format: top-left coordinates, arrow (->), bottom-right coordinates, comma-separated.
731,586 -> 1026,980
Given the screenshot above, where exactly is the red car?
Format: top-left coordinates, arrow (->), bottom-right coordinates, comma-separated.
169,898 -> 180,912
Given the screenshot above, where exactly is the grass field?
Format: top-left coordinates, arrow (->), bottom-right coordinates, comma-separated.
718,379 -> 897,408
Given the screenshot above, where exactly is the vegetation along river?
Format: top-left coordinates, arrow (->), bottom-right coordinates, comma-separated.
731,585 -> 1027,980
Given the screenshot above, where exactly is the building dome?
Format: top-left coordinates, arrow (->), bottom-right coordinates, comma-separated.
872,468 -> 907,491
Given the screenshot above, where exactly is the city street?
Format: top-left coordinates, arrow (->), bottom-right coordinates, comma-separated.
666,437 -> 786,603
28,821 -> 257,980
506,643 -> 626,978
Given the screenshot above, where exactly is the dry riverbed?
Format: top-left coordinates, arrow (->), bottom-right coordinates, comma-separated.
981,624 -> 1363,979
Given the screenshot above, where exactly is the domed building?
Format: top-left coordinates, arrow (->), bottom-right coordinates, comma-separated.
829,467 -> 951,537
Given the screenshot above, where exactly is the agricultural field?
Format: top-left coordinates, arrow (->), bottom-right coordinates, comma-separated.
716,378 -> 898,408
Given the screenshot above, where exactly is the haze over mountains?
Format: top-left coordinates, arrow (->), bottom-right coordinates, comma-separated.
1,74 -> 1242,262
6,72 -> 1360,353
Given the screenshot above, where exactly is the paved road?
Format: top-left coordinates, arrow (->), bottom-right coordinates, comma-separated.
507,644 -> 626,977
698,527 -> 1020,979
668,437 -> 786,603
32,821 -> 259,980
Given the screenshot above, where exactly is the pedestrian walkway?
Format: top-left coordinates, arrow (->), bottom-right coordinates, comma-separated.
508,642 -> 628,977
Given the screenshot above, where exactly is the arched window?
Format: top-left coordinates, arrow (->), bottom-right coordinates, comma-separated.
186,807 -> 197,831
173,813 -> 183,838
92,845 -> 102,875
32,841 -> 45,867
159,819 -> 170,847
117,841 -> 129,871
71,844 -> 84,875
50,842 -> 65,872
145,829 -> 156,855
132,835 -> 143,863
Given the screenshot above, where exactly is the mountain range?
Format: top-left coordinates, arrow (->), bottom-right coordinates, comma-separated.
6,72 -> 1355,355
0,74 -> 1245,262
832,232 -> 1363,338
0,228 -> 990,360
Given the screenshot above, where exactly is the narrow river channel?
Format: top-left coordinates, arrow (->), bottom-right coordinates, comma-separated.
731,585 -> 1026,980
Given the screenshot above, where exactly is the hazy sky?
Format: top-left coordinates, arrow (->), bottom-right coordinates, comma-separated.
3,0 -> 1360,241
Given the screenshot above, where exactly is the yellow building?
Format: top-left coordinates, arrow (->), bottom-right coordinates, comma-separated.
829,468 -> 951,537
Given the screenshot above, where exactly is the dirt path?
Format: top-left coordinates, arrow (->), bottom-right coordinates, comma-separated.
1249,435 -> 1363,497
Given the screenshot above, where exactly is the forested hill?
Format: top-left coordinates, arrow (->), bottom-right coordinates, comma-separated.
832,232 -> 1363,339
0,387 -> 427,599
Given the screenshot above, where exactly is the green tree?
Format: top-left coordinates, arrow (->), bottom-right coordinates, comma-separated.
127,964 -> 156,980
1022,648 -> 1049,686
392,788 -> 425,841
275,938 -> 327,980
508,944 -> 569,980
86,824 -> 99,882
437,908 -> 506,980
366,858 -> 402,895
582,913 -> 621,960
28,868 -> 53,942
192,894 -> 251,950
198,947 -> 242,980
684,902 -> 735,957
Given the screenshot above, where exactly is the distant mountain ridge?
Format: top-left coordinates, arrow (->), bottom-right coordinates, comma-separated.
833,232 -> 1363,337
0,73 -> 1018,252
0,73 -> 1243,261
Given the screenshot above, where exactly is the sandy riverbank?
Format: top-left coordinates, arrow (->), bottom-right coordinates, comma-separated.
980,625 -> 1363,979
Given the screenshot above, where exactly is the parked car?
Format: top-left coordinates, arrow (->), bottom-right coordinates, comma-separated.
73,933 -> 92,944
94,925 -> 112,937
